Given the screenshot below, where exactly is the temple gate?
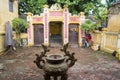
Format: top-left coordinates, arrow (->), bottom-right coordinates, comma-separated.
27,4 -> 85,46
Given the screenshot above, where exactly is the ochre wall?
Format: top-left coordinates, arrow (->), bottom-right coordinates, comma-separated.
92,32 -> 102,45
107,14 -> 120,32
0,0 -> 18,52
92,31 -> 119,53
0,35 -> 5,52
105,33 -> 118,50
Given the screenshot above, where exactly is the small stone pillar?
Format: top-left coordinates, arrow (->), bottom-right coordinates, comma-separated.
100,28 -> 107,50
79,12 -> 85,46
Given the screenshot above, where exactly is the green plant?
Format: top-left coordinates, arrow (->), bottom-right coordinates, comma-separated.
12,18 -> 28,46
81,19 -> 98,32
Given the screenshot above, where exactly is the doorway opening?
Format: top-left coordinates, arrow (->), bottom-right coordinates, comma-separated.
49,22 -> 62,47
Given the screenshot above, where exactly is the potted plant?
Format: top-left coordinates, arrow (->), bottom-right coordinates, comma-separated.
12,18 -> 28,47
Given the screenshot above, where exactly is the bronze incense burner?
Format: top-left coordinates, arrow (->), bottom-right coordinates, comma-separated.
34,43 -> 77,80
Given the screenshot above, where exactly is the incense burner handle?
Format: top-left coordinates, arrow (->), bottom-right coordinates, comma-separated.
65,52 -> 77,67
60,43 -> 77,67
34,52 -> 45,69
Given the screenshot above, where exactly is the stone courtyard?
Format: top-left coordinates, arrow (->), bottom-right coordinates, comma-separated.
0,47 -> 120,80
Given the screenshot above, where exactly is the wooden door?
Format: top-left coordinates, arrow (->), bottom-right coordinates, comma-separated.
69,24 -> 79,45
34,24 -> 44,45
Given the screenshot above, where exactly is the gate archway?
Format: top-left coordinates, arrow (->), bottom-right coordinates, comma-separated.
27,5 -> 85,46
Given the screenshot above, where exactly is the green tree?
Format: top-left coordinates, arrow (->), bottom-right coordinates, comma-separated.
12,18 -> 28,46
18,0 -> 103,15
19,0 -> 47,15
81,19 -> 98,32
18,0 -> 113,27
93,0 -> 118,26
92,6 -> 108,26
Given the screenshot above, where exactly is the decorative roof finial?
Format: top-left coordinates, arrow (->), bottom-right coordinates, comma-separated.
44,5 -> 49,8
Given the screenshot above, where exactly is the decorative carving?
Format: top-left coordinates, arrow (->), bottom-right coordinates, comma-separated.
34,44 -> 50,69
60,43 -> 77,67
50,3 -> 62,11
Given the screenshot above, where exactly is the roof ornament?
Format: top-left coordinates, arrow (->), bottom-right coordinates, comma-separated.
50,3 -> 62,10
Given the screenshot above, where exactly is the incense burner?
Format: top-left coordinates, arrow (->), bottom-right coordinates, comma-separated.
34,43 -> 77,80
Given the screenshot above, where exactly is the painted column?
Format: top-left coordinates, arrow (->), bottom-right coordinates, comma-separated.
27,12 -> 34,46
79,12 -> 85,46
101,28 -> 107,50
63,5 -> 69,45
43,5 -> 49,46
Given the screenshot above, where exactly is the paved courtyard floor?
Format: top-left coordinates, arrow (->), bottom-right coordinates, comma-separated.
0,46 -> 120,80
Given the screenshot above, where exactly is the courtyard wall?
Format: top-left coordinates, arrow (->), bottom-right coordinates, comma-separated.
0,0 -> 18,53
92,31 -> 120,52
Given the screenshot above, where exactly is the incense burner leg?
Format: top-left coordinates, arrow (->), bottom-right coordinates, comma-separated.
44,74 -> 50,80
61,73 -> 68,80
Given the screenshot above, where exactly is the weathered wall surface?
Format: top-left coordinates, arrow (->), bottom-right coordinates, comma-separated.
92,31 -> 119,53
0,0 -> 18,52
0,35 -> 5,52
107,3 -> 120,32
108,14 -> 120,32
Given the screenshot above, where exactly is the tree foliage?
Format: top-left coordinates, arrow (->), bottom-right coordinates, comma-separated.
12,18 -> 28,34
18,0 -> 115,27
93,0 -> 118,26
19,0 -> 103,15
81,19 -> 98,31
19,0 -> 47,15
12,18 -> 28,46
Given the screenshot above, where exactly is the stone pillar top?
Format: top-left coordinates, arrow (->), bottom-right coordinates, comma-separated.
102,28 -> 107,31
63,5 -> 68,8
80,12 -> 85,16
27,12 -> 33,16
44,5 -> 49,8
